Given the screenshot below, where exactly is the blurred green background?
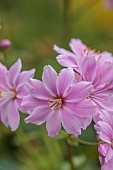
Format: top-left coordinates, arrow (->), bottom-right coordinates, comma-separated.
0,0 -> 113,170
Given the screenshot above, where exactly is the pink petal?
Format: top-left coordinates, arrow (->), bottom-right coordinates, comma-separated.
64,81 -> 93,102
80,56 -> 97,82
98,121 -> 113,143
0,63 -> 9,88
54,45 -> 78,70
99,110 -> 113,128
46,110 -> 61,137
22,95 -> 47,112
16,98 -> 28,113
57,68 -> 74,97
94,62 -> 113,89
93,94 -> 113,111
0,101 -> 11,127
42,65 -> 57,96
16,68 -> 35,89
60,106 -> 81,136
8,101 -> 20,131
69,38 -> 86,58
8,59 -> 22,86
25,105 -> 51,125
16,86 -> 28,99
65,99 -> 96,117
26,79 -> 52,100
78,116 -> 92,130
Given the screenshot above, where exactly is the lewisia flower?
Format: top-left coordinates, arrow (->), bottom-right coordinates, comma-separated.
0,59 -> 35,131
98,143 -> 113,170
54,38 -> 113,73
94,110 -> 113,169
22,66 -> 96,137
54,39 -> 113,112
78,56 -> 113,111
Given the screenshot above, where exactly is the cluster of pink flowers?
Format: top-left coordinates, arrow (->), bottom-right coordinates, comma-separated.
0,38 -> 113,169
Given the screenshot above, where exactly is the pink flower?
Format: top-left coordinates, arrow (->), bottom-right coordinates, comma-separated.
0,59 -> 35,131
54,38 -> 113,73
22,66 -> 96,137
98,143 -> 113,170
78,56 -> 113,112
94,110 -> 113,169
0,39 -> 11,50
54,39 -> 113,112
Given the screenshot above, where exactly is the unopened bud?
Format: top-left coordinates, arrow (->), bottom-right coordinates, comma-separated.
0,39 -> 11,50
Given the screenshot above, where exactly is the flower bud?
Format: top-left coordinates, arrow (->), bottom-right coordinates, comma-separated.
0,39 -> 11,50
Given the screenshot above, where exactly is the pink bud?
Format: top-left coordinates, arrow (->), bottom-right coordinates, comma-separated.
0,39 -> 11,50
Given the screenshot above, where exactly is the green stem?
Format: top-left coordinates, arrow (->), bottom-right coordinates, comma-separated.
59,130 -> 104,147
72,136 -> 103,146
67,142 -> 75,170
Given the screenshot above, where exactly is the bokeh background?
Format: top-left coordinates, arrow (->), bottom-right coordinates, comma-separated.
0,0 -> 113,170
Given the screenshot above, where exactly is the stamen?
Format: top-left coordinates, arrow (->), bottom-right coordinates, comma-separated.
84,48 -> 87,53
97,56 -> 102,62
93,48 -> 96,52
86,72 -> 88,76
47,98 -> 62,110
75,76 -> 80,81
100,74 -> 102,79
97,50 -> 100,54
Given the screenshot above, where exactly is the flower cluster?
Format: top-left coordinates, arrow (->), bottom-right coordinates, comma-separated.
0,38 -> 113,169
94,110 -> 113,170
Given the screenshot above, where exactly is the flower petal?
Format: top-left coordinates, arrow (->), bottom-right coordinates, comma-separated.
78,116 -> 92,130
64,81 -> 93,102
94,62 -> 113,89
42,65 -> 57,96
26,78 -> 52,100
80,56 -> 97,82
16,68 -> 35,89
25,105 -> 50,125
0,101 -> 11,127
8,101 -> 20,131
46,110 -> 61,137
0,63 -> 9,88
8,58 -> 22,86
57,68 -> 74,97
54,45 -> 78,69
93,94 -> 113,111
69,38 -> 86,58
22,95 -> 47,112
98,121 -> 113,143
65,99 -> 96,117
60,106 -> 81,136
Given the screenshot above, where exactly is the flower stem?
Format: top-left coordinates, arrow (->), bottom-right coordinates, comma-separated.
72,136 -> 101,146
59,130 -> 103,146
67,142 -> 75,170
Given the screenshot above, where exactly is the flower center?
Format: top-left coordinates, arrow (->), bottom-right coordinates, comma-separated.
48,98 -> 62,110
0,89 -> 16,100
